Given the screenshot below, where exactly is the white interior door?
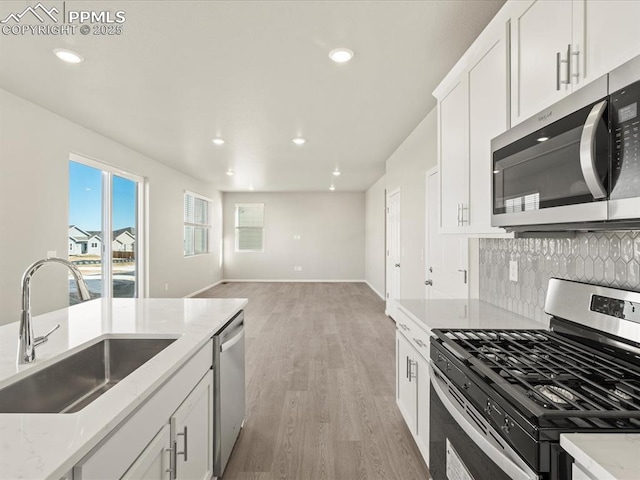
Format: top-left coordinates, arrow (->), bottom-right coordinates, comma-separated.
386,189 -> 401,319
425,170 -> 469,299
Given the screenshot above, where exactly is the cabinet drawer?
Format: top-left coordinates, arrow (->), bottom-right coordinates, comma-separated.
396,306 -> 430,360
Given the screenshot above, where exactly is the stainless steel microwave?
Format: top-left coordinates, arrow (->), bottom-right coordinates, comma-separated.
491,55 -> 640,232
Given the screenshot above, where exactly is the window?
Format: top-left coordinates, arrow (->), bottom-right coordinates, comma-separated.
235,204 -> 264,252
184,191 -> 211,256
69,155 -> 144,304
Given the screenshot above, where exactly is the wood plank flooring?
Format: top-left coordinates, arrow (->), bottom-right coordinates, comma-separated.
197,282 -> 430,480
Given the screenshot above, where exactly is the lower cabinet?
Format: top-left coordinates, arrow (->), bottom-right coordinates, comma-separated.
74,340 -> 214,480
171,371 -> 214,480
122,425 -> 172,480
396,327 -> 430,467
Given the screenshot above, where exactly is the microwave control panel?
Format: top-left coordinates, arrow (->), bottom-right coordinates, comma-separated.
610,79 -> 640,200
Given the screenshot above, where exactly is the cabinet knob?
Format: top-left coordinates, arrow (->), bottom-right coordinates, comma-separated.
425,279 -> 433,286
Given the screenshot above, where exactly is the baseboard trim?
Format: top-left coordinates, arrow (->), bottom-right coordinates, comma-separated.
185,280 -> 224,298
365,281 -> 385,300
221,279 -> 366,283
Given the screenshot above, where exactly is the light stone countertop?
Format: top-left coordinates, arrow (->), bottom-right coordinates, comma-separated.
396,298 -> 547,333
0,297 -> 247,480
561,434 -> 640,480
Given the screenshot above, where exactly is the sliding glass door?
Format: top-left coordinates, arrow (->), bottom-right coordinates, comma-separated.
68,155 -> 143,304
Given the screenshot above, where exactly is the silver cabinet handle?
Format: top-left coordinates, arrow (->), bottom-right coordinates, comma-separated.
580,99 -> 608,199
408,359 -> 417,381
460,204 -> 468,225
166,444 -> 175,479
556,51 -> 561,90
456,203 -> 461,226
458,269 -> 468,284
177,426 -> 188,462
566,44 -> 571,85
413,338 -> 426,348
570,44 -> 580,82
406,355 -> 409,379
425,279 -> 433,286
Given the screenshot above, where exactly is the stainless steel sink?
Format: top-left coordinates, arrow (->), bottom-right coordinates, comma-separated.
0,337 -> 176,414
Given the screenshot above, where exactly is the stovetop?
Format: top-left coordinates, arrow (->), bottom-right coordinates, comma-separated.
435,328 -> 640,430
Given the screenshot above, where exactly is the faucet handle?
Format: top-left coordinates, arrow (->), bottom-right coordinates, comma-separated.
34,324 -> 60,347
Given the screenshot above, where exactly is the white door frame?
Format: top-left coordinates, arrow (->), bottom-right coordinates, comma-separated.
385,187 -> 401,318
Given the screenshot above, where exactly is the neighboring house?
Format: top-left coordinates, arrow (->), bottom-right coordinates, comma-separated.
68,225 -> 90,255
113,231 -> 135,252
68,226 -> 134,256
87,235 -> 102,255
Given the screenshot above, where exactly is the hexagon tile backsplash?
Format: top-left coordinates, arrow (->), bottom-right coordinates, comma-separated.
479,231 -> 640,323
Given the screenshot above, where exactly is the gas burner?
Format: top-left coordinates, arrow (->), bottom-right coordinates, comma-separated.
507,356 -> 522,365
608,388 -> 632,403
479,346 -> 501,353
534,385 -> 576,405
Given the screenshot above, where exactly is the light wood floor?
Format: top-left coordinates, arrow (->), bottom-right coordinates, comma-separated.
197,282 -> 430,480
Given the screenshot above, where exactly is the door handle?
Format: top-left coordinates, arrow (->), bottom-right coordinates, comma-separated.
458,269 -> 467,284
177,426 -> 188,462
580,99 -> 608,199
425,279 -> 433,286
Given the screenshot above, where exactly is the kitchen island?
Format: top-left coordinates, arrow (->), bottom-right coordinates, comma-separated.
0,297 -> 247,480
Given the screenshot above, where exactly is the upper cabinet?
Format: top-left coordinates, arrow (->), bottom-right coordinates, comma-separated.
435,0 -> 640,236
435,10 -> 510,235
511,0 -> 640,125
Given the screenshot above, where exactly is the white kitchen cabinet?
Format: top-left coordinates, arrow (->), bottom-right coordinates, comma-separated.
510,0 -> 573,124
395,306 -> 431,466
438,78 -> 469,233
396,330 -> 417,431
171,371 -> 214,480
575,0 -> 640,89
74,341 -> 213,480
434,9 -> 510,236
510,0 -> 640,125
122,425 -> 172,480
414,348 -> 430,464
467,25 -> 510,234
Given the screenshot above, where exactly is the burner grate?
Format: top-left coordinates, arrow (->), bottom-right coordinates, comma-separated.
440,329 -> 640,424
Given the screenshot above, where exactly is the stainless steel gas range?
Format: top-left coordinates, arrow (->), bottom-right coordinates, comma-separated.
429,278 -> 640,480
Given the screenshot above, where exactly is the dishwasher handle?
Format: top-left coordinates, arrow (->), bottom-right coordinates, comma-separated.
220,326 -> 245,352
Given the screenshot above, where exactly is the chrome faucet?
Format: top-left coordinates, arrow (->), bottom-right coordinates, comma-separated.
18,258 -> 92,364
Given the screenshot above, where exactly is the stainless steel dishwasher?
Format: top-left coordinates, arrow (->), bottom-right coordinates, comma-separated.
213,310 -> 245,477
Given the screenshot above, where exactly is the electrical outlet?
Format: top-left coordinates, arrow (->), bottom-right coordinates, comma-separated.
165,283 -> 169,291
46,251 -> 57,259
293,234 -> 301,240
294,266 -> 302,271
509,260 -> 518,282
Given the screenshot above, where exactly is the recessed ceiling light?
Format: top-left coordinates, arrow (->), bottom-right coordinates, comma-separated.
329,185 -> 336,191
53,48 -> 83,64
329,48 -> 354,64
333,169 -> 341,176
292,137 -> 306,145
537,136 -> 549,142
226,169 -> 234,176
212,138 -> 225,145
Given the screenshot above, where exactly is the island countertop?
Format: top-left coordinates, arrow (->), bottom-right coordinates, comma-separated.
0,297 -> 247,480
561,433 -> 640,480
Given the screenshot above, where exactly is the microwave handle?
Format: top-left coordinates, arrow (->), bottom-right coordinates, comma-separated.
579,99 -> 607,199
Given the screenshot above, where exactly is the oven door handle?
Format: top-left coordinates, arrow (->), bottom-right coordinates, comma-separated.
430,364 -> 540,480
579,99 -> 607,200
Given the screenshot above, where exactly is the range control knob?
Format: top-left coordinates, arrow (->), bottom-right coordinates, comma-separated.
501,417 -> 511,434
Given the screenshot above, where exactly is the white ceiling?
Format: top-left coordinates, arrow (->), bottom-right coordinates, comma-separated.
0,0 -> 504,192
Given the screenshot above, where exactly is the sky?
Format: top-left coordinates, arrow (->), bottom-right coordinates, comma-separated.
69,161 -> 136,231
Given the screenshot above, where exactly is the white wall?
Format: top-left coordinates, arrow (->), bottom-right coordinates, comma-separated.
222,192 -> 364,280
365,176 -> 386,299
383,109 -> 438,299
0,89 -> 222,326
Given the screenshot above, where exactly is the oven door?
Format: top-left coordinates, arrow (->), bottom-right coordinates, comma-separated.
429,365 -> 539,480
491,75 -> 608,229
